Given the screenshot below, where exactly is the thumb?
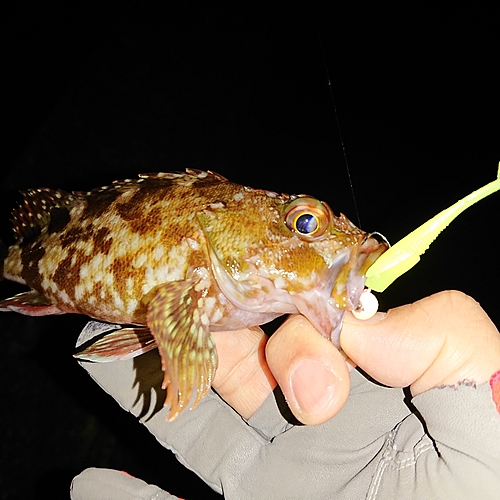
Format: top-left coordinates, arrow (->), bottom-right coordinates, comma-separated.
340,290 -> 500,396
266,315 -> 351,425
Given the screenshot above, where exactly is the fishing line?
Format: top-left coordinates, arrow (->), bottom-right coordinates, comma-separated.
312,11 -> 362,228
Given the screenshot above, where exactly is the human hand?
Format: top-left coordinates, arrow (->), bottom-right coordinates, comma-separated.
211,290 -> 500,425
71,290 -> 500,499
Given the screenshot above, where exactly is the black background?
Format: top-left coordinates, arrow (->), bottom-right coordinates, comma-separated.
1,2 -> 499,498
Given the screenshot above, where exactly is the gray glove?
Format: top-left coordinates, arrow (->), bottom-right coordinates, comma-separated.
71,322 -> 500,500
71,468 -> 178,500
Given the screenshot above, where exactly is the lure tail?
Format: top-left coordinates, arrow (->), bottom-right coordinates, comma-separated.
366,163 -> 500,292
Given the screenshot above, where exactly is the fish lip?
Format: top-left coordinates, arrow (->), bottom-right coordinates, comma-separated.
329,232 -> 389,310
357,232 -> 390,275
361,231 -> 390,253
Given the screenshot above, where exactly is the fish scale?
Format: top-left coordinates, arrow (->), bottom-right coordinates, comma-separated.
0,169 -> 388,420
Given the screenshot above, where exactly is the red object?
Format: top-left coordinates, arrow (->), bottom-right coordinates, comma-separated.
489,369 -> 500,415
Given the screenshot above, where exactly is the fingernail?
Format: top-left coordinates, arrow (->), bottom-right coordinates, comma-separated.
291,360 -> 338,414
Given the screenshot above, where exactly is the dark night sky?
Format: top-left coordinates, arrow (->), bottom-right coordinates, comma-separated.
1,2 -> 499,498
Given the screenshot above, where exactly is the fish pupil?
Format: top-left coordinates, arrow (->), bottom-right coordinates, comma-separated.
295,213 -> 318,234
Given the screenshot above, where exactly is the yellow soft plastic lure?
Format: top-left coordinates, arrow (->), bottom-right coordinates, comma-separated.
365,163 -> 500,293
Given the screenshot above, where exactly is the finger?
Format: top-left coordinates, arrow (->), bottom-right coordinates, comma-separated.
341,290 -> 500,396
212,327 -> 277,419
265,315 -> 351,426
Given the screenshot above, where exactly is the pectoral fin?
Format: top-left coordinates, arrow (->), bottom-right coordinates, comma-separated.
146,280 -> 218,421
74,327 -> 156,361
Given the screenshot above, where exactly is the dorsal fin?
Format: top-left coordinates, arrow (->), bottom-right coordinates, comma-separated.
11,188 -> 76,243
138,170 -> 228,182
71,170 -> 229,197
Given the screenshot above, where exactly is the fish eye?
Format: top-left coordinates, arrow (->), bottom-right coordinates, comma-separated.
294,213 -> 319,234
284,197 -> 330,240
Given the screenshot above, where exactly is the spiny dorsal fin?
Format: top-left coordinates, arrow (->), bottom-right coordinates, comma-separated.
139,169 -> 228,182
71,170 -> 229,197
11,188 -> 75,243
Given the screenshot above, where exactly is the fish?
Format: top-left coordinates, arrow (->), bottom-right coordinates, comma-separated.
0,169 -> 388,419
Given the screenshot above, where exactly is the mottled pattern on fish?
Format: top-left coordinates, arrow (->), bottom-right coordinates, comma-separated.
1,170 -> 387,419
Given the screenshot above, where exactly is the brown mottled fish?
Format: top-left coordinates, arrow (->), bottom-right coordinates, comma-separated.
0,170 -> 388,419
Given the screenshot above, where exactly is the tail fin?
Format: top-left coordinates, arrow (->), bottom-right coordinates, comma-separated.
11,188 -> 74,245
0,239 -> 6,280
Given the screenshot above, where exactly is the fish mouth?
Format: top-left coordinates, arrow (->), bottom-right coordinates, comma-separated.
358,232 -> 390,276
330,232 -> 390,312
292,232 -> 389,349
